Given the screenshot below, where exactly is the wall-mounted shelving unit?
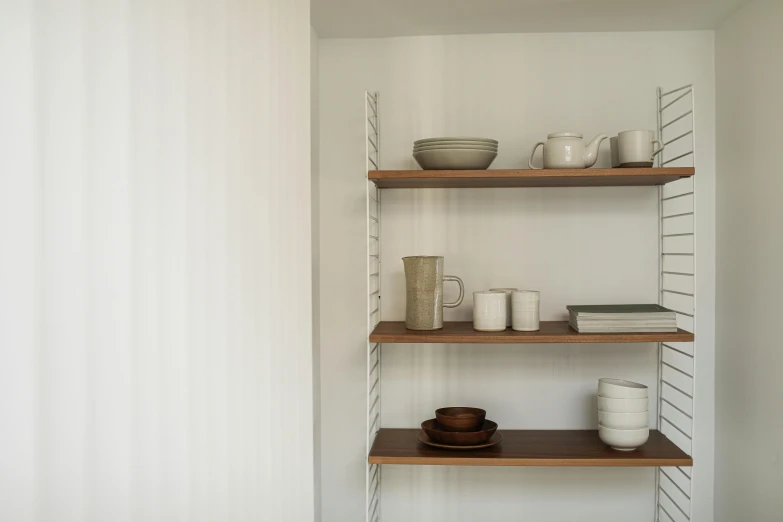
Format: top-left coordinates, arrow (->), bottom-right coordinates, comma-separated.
364,85 -> 698,522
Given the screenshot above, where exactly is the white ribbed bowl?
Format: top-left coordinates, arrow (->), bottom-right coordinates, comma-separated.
598,410 -> 649,429
597,396 -> 648,413
413,149 -> 497,170
598,378 -> 648,399
598,425 -> 650,451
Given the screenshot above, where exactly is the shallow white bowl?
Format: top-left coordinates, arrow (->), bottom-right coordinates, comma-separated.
598,378 -> 648,399
415,139 -> 498,146
598,410 -> 649,429
414,136 -> 498,145
414,143 -> 498,152
413,149 -> 497,170
597,396 -> 648,413
598,425 -> 650,451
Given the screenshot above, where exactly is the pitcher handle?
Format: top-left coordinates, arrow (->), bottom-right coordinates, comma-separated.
443,276 -> 464,308
651,139 -> 665,159
528,142 -> 545,169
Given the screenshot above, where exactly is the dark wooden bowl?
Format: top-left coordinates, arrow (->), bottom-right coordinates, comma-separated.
435,407 -> 486,432
421,418 -> 497,446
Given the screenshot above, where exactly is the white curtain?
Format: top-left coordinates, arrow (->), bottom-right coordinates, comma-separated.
0,2 -> 313,521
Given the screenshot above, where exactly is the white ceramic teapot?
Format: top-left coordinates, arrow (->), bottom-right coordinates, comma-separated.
528,132 -> 608,169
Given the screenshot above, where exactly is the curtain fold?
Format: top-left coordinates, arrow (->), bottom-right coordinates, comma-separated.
0,2 -> 313,521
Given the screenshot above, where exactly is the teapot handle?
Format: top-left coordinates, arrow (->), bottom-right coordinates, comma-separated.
528,142 -> 545,170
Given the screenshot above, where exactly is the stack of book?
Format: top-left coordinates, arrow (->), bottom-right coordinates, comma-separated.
567,304 -> 678,333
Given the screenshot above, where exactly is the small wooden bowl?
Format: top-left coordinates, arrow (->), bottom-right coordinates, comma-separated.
421,419 -> 498,446
435,407 -> 486,432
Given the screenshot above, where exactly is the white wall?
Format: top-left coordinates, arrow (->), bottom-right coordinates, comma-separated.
0,2 -> 313,521
319,32 -> 715,522
715,2 -> 783,521
311,24 -> 323,522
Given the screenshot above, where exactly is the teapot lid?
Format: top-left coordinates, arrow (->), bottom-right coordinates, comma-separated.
548,132 -> 582,138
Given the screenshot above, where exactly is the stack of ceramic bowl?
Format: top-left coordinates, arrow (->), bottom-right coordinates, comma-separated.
597,378 -> 650,451
418,407 -> 502,450
413,137 -> 498,170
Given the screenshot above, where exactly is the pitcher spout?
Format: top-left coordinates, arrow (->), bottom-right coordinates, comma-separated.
584,134 -> 609,168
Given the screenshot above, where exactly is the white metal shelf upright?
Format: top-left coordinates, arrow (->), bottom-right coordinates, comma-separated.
365,91 -> 382,522
656,84 -> 697,522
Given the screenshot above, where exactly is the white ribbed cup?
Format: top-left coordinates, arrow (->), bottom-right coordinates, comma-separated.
511,290 -> 540,331
473,291 -> 507,332
489,287 -> 517,327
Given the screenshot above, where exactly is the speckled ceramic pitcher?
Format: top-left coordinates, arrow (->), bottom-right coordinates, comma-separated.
403,256 -> 464,330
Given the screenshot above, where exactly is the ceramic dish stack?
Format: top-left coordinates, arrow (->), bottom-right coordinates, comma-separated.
418,407 -> 502,450
597,378 -> 650,451
413,137 -> 498,170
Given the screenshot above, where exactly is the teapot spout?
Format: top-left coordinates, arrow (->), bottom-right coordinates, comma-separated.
584,134 -> 608,168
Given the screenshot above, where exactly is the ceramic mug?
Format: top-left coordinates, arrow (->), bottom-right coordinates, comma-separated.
511,290 -> 540,332
473,291 -> 507,332
489,287 -> 518,327
403,256 -> 464,330
617,130 -> 664,167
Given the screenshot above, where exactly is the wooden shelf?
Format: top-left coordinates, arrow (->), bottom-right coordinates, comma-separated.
369,429 -> 692,467
369,167 -> 694,189
370,321 -> 694,344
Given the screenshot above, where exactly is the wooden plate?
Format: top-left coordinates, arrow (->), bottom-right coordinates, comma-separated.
417,430 -> 503,450
421,418 -> 497,445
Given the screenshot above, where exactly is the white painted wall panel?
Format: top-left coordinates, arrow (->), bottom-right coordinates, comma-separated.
715,1 -> 783,521
0,2 -> 313,521
312,24 -> 323,522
